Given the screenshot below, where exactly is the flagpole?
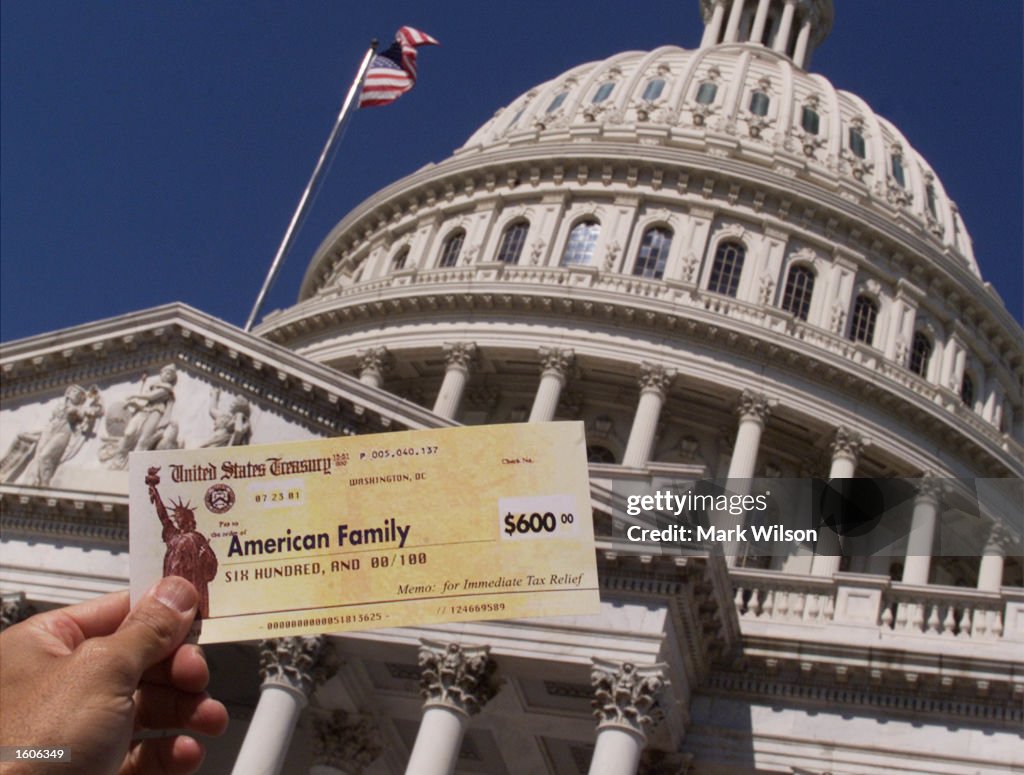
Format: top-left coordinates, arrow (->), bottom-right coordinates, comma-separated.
244,40 -> 378,333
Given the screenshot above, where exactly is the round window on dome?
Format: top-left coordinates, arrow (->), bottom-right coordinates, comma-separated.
592,82 -> 615,104
696,82 -> 718,105
546,91 -> 568,113
891,154 -> 906,188
641,78 -> 665,102
749,91 -> 770,116
848,127 -> 866,159
801,106 -> 820,135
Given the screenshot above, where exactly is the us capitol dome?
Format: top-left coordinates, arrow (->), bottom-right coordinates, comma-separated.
260,0 -> 1021,503
2,1 -> 1022,773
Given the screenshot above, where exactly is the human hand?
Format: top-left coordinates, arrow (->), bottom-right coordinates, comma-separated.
0,577 -> 228,775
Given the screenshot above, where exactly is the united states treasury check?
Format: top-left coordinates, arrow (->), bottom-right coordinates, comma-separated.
129,422 -> 599,643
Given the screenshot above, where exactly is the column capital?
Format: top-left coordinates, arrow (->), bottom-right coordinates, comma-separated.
830,426 -> 865,463
311,709 -> 382,774
418,639 -> 498,716
538,346 -> 575,377
442,342 -> 478,371
735,390 -> 772,424
984,521 -> 1018,556
637,362 -> 676,396
0,592 -> 36,631
357,346 -> 392,378
914,472 -> 945,503
258,636 -> 339,697
591,659 -> 667,737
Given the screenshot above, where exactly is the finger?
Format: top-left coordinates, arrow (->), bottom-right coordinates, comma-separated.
30,590 -> 131,650
107,577 -> 197,680
121,735 -> 205,775
142,644 -> 209,693
135,685 -> 228,736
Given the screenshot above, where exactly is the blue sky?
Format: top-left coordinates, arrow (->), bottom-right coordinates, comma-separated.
2,1 -> 1021,342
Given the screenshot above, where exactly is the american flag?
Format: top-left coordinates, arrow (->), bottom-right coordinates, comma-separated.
358,26 -> 439,109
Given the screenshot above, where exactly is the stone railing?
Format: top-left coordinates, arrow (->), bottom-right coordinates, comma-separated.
881,581 -> 1007,640
729,569 -> 1024,645
731,568 -> 837,625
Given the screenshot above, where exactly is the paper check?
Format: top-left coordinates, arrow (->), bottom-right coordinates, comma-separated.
129,422 -> 598,643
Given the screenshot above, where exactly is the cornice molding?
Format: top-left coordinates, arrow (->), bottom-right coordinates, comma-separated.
0,304 -> 457,434
0,486 -> 128,546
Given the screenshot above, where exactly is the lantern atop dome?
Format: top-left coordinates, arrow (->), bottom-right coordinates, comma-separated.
699,0 -> 833,68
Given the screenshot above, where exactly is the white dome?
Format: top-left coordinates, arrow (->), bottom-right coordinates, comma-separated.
263,0 -> 1023,483
459,42 -> 978,276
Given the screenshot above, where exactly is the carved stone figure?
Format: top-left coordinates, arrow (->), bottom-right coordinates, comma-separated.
145,466 -> 218,618
99,365 -> 181,469
0,384 -> 103,486
200,389 -> 252,448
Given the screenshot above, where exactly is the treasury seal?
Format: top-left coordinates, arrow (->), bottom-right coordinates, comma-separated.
205,483 -> 235,514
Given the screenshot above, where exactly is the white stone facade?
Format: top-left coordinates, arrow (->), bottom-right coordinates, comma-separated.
2,2 -> 1022,774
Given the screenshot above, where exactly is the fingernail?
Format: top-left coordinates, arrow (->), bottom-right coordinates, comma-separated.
154,576 -> 197,613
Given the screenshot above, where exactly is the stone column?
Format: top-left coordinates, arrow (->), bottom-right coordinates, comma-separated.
432,343 -> 477,419
750,0 -> 771,44
978,523 -> 1011,592
357,347 -> 392,388
404,640 -> 498,775
232,637 -> 337,775
725,391 -> 771,481
0,592 -> 36,631
529,347 -> 574,422
701,0 -> 727,47
310,710 -> 383,775
722,0 -> 746,43
901,474 -> 942,586
792,17 -> 813,67
773,0 -> 797,53
810,427 -> 864,577
622,363 -> 676,468
588,660 -> 667,775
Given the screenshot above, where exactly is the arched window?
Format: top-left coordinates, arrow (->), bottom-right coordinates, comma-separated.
960,373 -> 975,407
592,82 -> 615,103
891,154 -> 906,187
848,127 -> 866,159
561,220 -> 600,266
707,241 -> 745,297
780,265 -> 815,321
749,91 -> 770,116
632,227 -> 673,280
848,295 -> 879,345
495,221 -> 528,265
801,106 -> 820,134
641,78 -> 665,101
696,82 -> 718,105
546,91 -> 568,113
437,230 -> 465,268
908,332 -> 933,377
392,247 -> 409,271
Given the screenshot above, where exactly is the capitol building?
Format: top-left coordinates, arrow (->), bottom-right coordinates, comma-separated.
1,1 -> 1021,773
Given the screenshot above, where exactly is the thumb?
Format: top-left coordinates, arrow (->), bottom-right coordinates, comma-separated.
105,576 -> 198,682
